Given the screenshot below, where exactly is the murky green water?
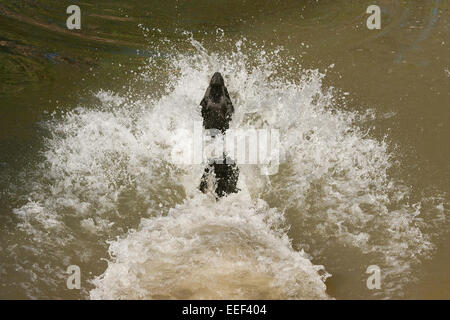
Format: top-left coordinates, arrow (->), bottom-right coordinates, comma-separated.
0,0 -> 449,299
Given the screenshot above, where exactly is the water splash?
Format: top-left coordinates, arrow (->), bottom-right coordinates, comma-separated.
11,33 -> 434,299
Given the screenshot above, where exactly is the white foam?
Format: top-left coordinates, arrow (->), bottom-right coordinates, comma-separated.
90,192 -> 329,299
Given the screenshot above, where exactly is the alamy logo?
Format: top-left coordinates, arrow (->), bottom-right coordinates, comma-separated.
66,265 -> 81,289
66,5 -> 81,30
366,5 -> 381,30
170,121 -> 280,175
366,265 -> 381,290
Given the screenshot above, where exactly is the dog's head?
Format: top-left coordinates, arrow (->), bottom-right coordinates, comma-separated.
200,72 -> 234,132
208,72 -> 226,102
210,72 -> 225,87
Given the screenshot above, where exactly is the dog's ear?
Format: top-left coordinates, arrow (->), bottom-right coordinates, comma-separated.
223,86 -> 231,101
200,98 -> 207,108
200,86 -> 211,108
223,87 -> 234,114
226,100 -> 234,115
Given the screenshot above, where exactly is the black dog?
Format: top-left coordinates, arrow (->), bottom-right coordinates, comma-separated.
199,73 -> 239,198
200,72 -> 234,134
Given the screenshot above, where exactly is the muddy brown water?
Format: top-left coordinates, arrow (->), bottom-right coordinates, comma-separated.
0,0 -> 448,299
